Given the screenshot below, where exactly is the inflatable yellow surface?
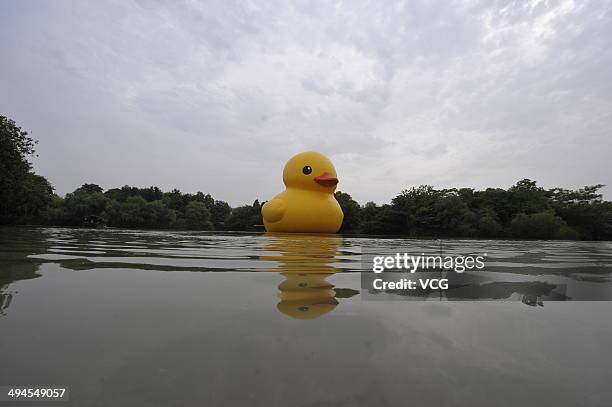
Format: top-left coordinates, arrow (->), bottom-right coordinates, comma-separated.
262,151 -> 344,233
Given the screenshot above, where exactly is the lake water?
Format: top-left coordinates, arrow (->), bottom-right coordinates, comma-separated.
1,227 -> 612,406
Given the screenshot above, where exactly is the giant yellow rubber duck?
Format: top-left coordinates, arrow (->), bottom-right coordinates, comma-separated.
262,151 -> 344,233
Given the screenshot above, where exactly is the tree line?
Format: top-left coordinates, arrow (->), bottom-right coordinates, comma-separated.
335,182 -> 611,239
2,115 -> 611,239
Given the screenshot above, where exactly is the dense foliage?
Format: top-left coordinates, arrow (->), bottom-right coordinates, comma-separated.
44,184 -> 243,231
335,181 -> 612,240
2,115 -> 611,239
0,116 -> 53,224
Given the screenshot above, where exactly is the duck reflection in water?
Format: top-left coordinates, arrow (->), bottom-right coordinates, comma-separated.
261,234 -> 344,320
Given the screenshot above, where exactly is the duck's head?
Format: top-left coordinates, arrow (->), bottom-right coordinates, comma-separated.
282,151 -> 339,192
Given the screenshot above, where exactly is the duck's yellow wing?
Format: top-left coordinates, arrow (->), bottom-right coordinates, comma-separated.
262,198 -> 286,223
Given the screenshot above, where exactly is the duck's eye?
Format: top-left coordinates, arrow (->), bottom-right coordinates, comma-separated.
302,165 -> 312,175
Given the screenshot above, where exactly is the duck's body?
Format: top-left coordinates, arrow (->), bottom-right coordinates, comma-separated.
262,152 -> 344,233
263,189 -> 343,233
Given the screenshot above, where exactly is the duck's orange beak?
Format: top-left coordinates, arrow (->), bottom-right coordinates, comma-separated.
314,172 -> 339,187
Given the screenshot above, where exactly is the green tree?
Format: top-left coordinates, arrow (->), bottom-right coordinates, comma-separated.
193,192 -> 215,208
63,184 -> 109,226
334,191 -> 360,232
359,205 -> 406,234
471,188 -> 515,225
476,208 -> 503,237
392,185 -> 440,234
210,200 -> 231,229
117,196 -> 147,227
184,201 -> 213,230
104,185 -> 163,202
226,200 -> 262,231
508,179 -> 550,215
0,115 -> 53,224
429,194 -> 476,236
43,195 -> 66,225
163,189 -> 190,212
75,184 -> 103,194
14,173 -> 55,223
548,184 -> 610,240
106,195 -> 176,229
549,184 -> 604,204
510,211 -> 564,239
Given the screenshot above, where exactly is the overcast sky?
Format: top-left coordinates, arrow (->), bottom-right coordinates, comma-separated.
1,0 -> 611,205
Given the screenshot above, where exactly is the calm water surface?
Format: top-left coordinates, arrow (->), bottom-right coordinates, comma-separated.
1,227 -> 612,406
